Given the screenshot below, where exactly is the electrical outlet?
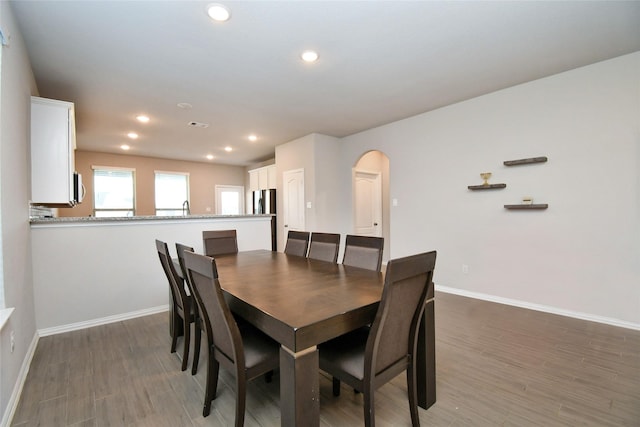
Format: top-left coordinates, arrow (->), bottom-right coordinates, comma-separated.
10,330 -> 15,353
462,264 -> 469,275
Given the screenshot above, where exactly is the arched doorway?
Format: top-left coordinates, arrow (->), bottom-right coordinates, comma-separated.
353,150 -> 390,263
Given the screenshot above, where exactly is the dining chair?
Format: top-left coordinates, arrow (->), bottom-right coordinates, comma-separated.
319,250 -> 437,427
307,232 -> 341,263
342,234 -> 384,272
183,250 -> 280,423
156,239 -> 195,372
202,229 -> 238,257
284,230 -> 310,257
175,242 -> 202,375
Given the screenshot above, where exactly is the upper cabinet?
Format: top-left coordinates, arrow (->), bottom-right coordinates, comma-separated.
249,165 -> 276,191
30,96 -> 79,207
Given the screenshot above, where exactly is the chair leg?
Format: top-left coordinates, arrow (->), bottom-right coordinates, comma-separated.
170,310 -> 180,353
181,316 -> 191,371
235,372 -> 247,427
407,368 -> 420,427
192,318 -> 201,375
364,388 -> 376,427
203,352 -> 219,417
332,377 -> 341,396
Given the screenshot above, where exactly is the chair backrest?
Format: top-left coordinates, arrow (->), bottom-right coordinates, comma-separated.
284,230 -> 310,257
156,239 -> 189,310
307,232 -> 341,263
366,251 -> 437,379
202,229 -> 238,257
342,235 -> 384,272
175,242 -> 195,294
183,250 -> 245,370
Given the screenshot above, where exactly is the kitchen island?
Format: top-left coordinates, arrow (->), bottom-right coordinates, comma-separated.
30,214 -> 274,334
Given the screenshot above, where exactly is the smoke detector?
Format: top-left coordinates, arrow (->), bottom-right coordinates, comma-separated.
188,121 -> 209,128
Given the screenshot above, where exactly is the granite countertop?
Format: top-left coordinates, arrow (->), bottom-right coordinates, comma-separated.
30,214 -> 274,225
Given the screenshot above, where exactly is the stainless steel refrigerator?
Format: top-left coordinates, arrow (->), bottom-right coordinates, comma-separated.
252,189 -> 276,215
253,189 -> 276,250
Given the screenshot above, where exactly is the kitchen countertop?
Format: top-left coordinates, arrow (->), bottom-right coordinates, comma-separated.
30,214 -> 274,225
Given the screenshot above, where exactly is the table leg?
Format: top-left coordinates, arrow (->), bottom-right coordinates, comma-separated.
416,285 -> 436,409
279,345 -> 320,427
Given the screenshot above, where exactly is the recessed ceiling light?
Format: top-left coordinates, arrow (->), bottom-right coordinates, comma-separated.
136,115 -> 150,123
206,154 -> 214,160
207,3 -> 231,22
177,102 -> 192,109
224,146 -> 232,152
248,134 -> 258,142
301,50 -> 319,63
120,144 -> 130,151
127,132 -> 138,139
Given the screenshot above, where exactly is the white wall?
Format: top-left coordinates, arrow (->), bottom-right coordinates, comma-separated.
31,217 -> 273,333
311,134 -> 344,233
338,52 -> 640,326
275,134 -> 314,251
275,133 -> 347,253
0,2 -> 38,423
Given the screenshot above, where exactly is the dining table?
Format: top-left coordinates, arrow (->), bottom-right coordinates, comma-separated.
213,250 -> 436,426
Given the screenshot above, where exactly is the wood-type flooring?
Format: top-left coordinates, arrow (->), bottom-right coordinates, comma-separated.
11,292 -> 640,426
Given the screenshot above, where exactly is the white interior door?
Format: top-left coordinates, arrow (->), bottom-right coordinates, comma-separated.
354,170 -> 382,237
282,169 -> 305,231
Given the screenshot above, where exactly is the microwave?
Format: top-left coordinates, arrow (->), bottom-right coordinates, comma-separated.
73,172 -> 85,205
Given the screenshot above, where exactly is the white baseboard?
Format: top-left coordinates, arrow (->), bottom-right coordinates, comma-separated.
37,305 -> 169,337
2,332 -> 39,427
436,285 -> 640,331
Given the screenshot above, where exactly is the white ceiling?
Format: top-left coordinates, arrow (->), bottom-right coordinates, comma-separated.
10,1 -> 640,166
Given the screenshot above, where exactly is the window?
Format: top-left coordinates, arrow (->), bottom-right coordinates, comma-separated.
215,185 -> 244,215
155,171 -> 189,216
93,166 -> 135,217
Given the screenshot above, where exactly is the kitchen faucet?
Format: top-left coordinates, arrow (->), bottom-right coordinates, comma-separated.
182,200 -> 190,216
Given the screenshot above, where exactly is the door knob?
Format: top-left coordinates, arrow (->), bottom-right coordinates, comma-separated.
374,223 -> 378,226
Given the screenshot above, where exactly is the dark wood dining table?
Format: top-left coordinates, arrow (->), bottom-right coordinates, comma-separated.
213,250 -> 436,426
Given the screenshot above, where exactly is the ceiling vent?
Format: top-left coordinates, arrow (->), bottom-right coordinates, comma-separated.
188,121 -> 209,128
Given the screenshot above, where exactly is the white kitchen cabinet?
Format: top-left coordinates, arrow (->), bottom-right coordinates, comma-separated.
258,167 -> 268,189
267,165 -> 276,189
30,96 -> 78,206
249,169 -> 260,192
248,164 -> 276,191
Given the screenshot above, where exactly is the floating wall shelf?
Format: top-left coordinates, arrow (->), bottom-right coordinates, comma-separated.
467,183 -> 507,190
504,204 -> 548,210
503,156 -> 548,166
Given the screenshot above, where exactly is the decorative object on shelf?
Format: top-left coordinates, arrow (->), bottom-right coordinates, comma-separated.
501,158 -> 547,209
468,172 -> 506,190
480,172 -> 492,185
504,203 -> 548,210
503,156 -> 548,166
